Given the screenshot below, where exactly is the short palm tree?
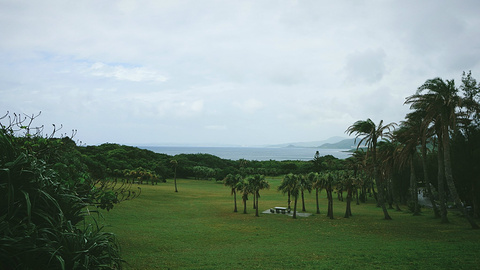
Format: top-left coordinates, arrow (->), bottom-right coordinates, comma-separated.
309,172 -> 322,214
321,172 -> 336,219
170,159 -> 178,192
236,178 -> 252,214
223,174 -> 242,212
248,174 -> 270,217
299,174 -> 313,212
278,173 -> 296,209
278,173 -> 300,218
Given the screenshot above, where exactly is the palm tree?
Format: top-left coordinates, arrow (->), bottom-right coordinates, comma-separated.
434,120 -> 449,223
278,173 -> 300,218
309,172 -> 321,214
348,150 -> 367,204
299,174 -> 313,212
400,106 -> 441,217
339,171 -> 355,218
278,173 -> 295,209
377,140 -> 402,211
223,174 -> 241,212
406,77 -> 479,229
394,122 -> 421,215
321,172 -> 336,219
248,174 -> 270,217
346,118 -> 396,220
236,178 -> 252,214
170,159 -> 178,192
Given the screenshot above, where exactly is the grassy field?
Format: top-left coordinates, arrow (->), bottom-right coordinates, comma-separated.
96,178 -> 480,269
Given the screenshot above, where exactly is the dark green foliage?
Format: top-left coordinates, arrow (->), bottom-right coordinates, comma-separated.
78,144 -> 346,182
0,116 -> 123,269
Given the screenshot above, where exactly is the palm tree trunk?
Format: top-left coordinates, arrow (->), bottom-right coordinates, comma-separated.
243,196 -> 247,214
345,187 -> 352,218
233,190 -> 237,212
421,142 -> 440,218
387,178 -> 394,209
301,190 -> 306,212
287,191 -> 291,209
174,167 -> 178,192
371,182 -> 379,206
473,182 -> 480,218
252,193 -> 256,209
442,124 -> 479,229
293,195 -> 298,219
410,156 -> 420,216
316,189 -> 320,214
327,187 -> 334,219
255,191 -> 259,217
356,188 -> 360,205
360,186 -> 366,203
437,136 -> 449,223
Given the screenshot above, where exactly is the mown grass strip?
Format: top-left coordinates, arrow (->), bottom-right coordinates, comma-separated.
97,178 -> 480,269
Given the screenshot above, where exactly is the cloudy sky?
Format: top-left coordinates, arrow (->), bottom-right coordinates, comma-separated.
1,0 -> 479,146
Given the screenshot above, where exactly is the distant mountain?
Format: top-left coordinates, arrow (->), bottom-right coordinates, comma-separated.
267,137 -> 365,150
318,138 -> 361,149
267,136 -> 348,148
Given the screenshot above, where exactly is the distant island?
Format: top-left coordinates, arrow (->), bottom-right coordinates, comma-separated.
267,137 -> 363,150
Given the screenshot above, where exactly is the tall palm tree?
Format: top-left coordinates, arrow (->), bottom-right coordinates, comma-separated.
248,174 -> 270,217
170,159 -> 178,192
346,118 -> 396,220
394,122 -> 421,215
348,150 -> 367,204
433,120 -> 449,223
377,140 -> 402,211
406,77 -> 479,229
402,105 -> 441,218
223,174 -> 242,212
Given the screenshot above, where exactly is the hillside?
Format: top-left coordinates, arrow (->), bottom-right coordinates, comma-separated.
318,138 -> 360,149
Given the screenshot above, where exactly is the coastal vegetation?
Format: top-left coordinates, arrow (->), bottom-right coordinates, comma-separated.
1,71 -> 480,268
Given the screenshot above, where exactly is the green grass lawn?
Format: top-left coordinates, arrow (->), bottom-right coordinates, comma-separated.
95,178 -> 480,269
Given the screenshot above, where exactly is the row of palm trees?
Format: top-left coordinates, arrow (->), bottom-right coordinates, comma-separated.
346,72 -> 480,229
223,174 -> 270,217
224,171 -> 359,219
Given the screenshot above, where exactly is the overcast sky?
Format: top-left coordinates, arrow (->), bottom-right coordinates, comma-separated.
1,0 -> 480,146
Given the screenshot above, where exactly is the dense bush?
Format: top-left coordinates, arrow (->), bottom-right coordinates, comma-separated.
0,120 -> 123,269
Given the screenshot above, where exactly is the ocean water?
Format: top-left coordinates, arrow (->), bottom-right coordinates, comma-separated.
140,146 -> 351,161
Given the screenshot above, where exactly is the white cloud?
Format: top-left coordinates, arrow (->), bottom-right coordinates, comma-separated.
1,0 -> 480,146
344,49 -> 387,85
234,99 -> 265,114
205,125 -> 227,131
87,62 -> 167,82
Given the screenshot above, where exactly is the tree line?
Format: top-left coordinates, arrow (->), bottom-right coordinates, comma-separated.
223,71 -> 480,230
351,71 -> 480,229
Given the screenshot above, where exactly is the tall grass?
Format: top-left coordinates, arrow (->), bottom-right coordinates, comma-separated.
100,178 -> 480,269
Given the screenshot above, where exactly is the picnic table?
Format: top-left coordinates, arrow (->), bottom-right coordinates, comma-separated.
274,207 -> 288,214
